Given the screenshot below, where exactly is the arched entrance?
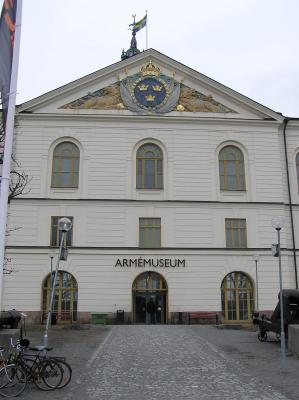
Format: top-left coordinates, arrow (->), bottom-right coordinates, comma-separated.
221,271 -> 254,323
42,271 -> 78,323
132,272 -> 167,324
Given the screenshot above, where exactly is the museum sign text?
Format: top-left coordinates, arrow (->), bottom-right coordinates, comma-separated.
115,258 -> 186,268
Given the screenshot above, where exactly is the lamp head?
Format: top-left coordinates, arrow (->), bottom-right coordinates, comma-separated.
253,254 -> 260,262
48,250 -> 56,259
271,217 -> 285,230
58,217 -> 72,232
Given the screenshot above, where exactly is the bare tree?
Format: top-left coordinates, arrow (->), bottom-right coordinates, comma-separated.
0,120 -> 31,202
0,118 -> 31,273
8,163 -> 31,203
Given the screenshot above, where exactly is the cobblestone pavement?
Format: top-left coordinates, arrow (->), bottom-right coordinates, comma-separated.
191,325 -> 299,399
68,326 -> 293,400
17,325 -> 110,400
17,325 -> 299,399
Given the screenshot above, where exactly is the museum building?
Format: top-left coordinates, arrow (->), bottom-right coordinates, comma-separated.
3,41 -> 299,325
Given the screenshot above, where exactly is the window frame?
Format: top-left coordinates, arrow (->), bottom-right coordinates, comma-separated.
139,218 -> 161,248
136,143 -> 163,190
42,271 -> 78,322
219,145 -> 246,191
225,218 -> 247,248
133,272 -> 167,291
51,142 -> 80,189
221,271 -> 253,322
50,216 -> 73,247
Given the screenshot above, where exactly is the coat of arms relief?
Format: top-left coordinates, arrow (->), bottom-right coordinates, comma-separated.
60,61 -> 237,114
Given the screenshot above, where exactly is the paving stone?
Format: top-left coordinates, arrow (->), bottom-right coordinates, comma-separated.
80,326 -> 291,400
17,325 -> 299,399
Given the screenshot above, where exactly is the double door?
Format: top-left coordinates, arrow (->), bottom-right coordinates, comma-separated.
135,292 -> 166,324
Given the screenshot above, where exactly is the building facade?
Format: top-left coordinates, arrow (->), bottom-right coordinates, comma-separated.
4,49 -> 299,324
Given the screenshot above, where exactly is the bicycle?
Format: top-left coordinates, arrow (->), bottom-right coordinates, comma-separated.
42,356 -> 72,389
0,346 -> 27,397
25,345 -> 72,389
10,312 -> 72,390
8,340 -> 63,391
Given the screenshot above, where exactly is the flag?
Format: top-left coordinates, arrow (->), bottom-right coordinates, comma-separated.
0,0 -> 18,125
129,14 -> 147,33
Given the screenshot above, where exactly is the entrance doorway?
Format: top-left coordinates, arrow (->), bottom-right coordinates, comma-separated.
132,272 -> 167,324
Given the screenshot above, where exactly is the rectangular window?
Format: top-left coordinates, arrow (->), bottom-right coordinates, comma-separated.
225,218 -> 247,248
50,216 -> 73,247
139,218 -> 161,248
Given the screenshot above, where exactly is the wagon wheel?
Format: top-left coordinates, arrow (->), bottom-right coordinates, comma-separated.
258,331 -> 267,342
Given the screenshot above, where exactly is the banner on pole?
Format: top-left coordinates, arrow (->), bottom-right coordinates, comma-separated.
129,14 -> 147,33
0,0 -> 18,127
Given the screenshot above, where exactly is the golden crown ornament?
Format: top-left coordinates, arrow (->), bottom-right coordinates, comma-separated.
140,60 -> 161,77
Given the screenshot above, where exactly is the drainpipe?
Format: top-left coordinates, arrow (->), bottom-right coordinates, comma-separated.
282,118 -> 298,289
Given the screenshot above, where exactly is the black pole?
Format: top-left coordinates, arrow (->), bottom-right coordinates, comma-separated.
255,259 -> 259,311
277,228 -> 286,363
282,118 -> 298,289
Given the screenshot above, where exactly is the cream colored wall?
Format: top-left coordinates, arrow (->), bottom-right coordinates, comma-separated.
14,117 -> 284,203
6,201 -> 290,249
6,108 -> 299,318
3,250 -> 295,314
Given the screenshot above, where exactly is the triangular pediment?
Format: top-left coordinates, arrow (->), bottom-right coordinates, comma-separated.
59,81 -> 236,114
17,49 -> 284,122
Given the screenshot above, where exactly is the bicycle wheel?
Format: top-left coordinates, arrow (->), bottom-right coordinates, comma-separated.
33,359 -> 63,391
53,359 -> 72,389
0,364 -> 27,397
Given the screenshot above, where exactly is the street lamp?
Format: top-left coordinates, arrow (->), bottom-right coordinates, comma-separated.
252,254 -> 260,312
48,250 -> 56,326
271,216 -> 286,363
58,217 -> 72,234
48,250 -> 56,288
44,217 -> 72,346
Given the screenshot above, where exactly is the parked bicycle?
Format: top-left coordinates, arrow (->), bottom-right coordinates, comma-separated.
8,339 -> 63,391
23,344 -> 72,389
0,345 -> 27,397
4,311 -> 72,394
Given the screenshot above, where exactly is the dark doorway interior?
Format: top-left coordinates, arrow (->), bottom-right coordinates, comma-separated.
133,271 -> 167,324
135,292 -> 166,324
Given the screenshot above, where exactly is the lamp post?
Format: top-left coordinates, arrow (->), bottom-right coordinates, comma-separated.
253,254 -> 260,312
271,216 -> 286,363
44,217 -> 72,347
48,251 -> 56,327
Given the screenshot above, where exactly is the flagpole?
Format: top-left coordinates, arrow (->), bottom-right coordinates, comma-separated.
146,10 -> 148,49
0,0 -> 23,311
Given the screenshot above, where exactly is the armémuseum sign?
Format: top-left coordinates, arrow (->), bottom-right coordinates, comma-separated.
115,258 -> 186,268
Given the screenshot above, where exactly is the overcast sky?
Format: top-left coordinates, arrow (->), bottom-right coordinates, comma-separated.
4,0 -> 299,116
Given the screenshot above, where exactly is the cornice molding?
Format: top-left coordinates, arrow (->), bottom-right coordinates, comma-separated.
16,112 -> 282,127
6,246 -> 292,252
11,197 -> 287,206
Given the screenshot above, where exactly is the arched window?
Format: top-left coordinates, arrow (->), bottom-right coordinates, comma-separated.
51,142 -> 80,188
219,146 -> 245,191
133,271 -> 167,291
42,271 -> 78,323
136,143 -> 163,189
221,271 -> 253,322
296,153 -> 299,191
